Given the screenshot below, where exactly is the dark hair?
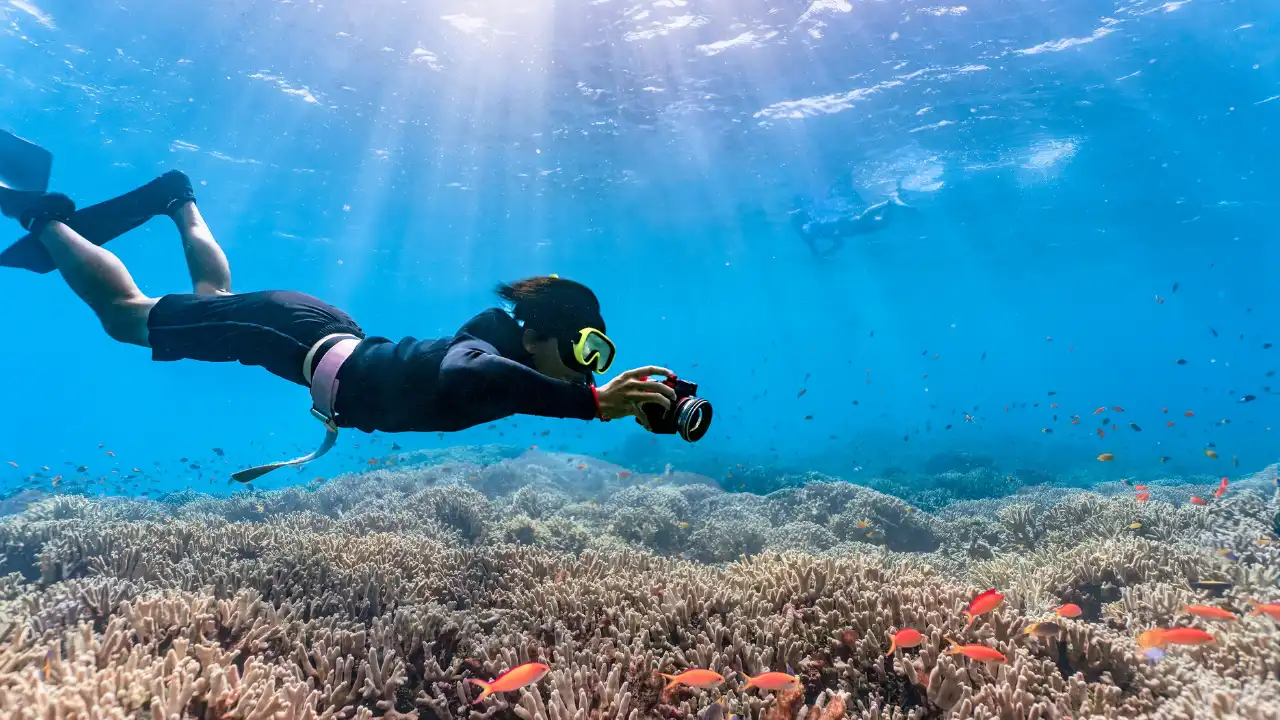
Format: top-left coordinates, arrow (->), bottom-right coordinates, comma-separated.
496,276 -> 605,338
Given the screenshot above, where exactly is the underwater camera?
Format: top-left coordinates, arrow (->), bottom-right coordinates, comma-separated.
641,376 -> 712,442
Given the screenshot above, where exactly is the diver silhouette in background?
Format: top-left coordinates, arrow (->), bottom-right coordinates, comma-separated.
0,132 -> 685,482
790,189 -> 914,259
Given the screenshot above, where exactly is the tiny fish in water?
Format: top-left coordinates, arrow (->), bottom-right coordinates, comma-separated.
854,520 -> 871,529
1239,395 -> 1257,403
1172,282 -> 1179,294
1204,449 -> 1219,459
1184,410 -> 1195,417
885,628 -> 924,655
1210,327 -> 1218,338
944,639 -> 1007,664
1135,492 -> 1150,502
742,671 -> 802,691
797,388 -> 807,398
1166,421 -> 1175,427
1159,456 -> 1171,463
965,588 -> 1005,630
1024,621 -> 1062,638
470,662 -> 552,703
5,461 -> 15,468
1176,359 -> 1187,365
1097,453 -> 1115,462
1056,603 -> 1082,618
1190,496 -> 1207,506
1130,422 -> 1142,432
1249,600 -> 1280,620
1184,605 -> 1237,621
658,669 -> 725,692
1041,428 -> 1053,434
1128,522 -> 1143,530
212,448 -> 225,456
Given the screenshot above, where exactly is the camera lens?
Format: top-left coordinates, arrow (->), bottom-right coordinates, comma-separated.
675,396 -> 712,442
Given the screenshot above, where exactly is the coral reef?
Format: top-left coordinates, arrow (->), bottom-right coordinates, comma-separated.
0,452 -> 1276,719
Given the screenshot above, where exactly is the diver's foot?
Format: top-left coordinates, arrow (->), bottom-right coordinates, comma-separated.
1,190 -> 75,232
151,169 -> 195,217
0,186 -> 49,221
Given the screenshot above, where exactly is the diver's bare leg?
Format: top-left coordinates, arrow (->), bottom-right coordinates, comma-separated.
170,201 -> 231,295
37,221 -> 156,346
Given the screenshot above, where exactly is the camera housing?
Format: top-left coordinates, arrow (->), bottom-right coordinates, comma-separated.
641,376 -> 712,442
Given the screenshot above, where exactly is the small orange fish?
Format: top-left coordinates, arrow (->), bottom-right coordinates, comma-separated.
105,451 -> 115,457
469,662 -> 550,703
659,669 -> 726,692
1185,605 -> 1237,621
1249,600 -> 1280,621
965,588 -> 1005,629
944,638 -> 1008,664
1136,492 -> 1150,502
1157,627 -> 1216,647
742,671 -> 801,691
1204,449 -> 1219,459
617,471 -> 632,478
366,458 -> 379,465
1097,429 -> 1106,438
1166,421 -> 1175,428
1214,484 -> 1227,499
1097,453 -> 1115,462
1189,496 -> 1207,506
1162,407 -> 1168,413
1051,403 -> 1059,408
885,628 -> 924,656
576,464 -> 587,470
854,520 -> 871,529
1136,628 -> 1167,650
1134,484 -> 1148,490
1113,406 -> 1124,412
1094,407 -> 1106,415
1056,603 -> 1082,618
1184,410 -> 1195,417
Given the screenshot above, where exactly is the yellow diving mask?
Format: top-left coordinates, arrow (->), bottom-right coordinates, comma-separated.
562,326 -> 615,374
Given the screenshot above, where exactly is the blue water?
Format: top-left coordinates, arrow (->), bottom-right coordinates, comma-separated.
1,0 -> 1276,497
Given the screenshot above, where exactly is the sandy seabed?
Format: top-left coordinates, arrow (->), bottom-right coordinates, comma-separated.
0,448 -> 1277,720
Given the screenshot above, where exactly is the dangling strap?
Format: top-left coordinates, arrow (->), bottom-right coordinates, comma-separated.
230,336 -> 361,483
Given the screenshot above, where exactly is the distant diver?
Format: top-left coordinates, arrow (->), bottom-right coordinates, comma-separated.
790,189 -> 913,259
0,131 -> 708,483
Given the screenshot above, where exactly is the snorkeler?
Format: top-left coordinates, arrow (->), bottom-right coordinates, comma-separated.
790,190 -> 913,259
0,133 -> 680,482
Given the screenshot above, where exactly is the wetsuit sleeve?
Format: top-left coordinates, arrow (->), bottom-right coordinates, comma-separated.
439,339 -> 599,421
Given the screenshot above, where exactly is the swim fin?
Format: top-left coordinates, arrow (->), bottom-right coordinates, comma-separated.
0,190 -> 75,274
0,131 -> 52,192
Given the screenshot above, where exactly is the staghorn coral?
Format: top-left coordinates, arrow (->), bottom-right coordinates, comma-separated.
0,450 -> 1275,719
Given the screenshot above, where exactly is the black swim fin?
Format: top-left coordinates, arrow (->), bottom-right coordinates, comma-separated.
0,131 -> 52,192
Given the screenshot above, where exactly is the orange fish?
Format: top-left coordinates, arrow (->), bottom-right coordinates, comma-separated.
1136,628 -> 1167,651
1214,483 -> 1228,499
1097,453 -> 1115,462
1094,407 -> 1106,415
1162,407 -> 1168,413
1113,406 -> 1124,412
105,451 -> 115,457
617,471 -> 632,478
1136,492 -> 1150,502
1184,605 -> 1237,621
742,671 -> 801,691
1249,600 -> 1280,620
1204,449 -> 1219,459
885,628 -> 924,656
965,588 -> 1005,629
659,669 -> 726,692
1157,627 -> 1216,647
1184,411 -> 1195,417
469,662 -> 550,703
1134,484 -> 1148,490
1189,496 -> 1207,506
944,638 -> 1007,664
576,464 -> 587,470
1056,603 -> 1082,618
1097,429 -> 1106,438
1166,421 -> 1175,428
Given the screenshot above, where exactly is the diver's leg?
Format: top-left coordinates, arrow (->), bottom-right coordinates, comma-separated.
168,200 -> 231,295
36,219 -> 156,346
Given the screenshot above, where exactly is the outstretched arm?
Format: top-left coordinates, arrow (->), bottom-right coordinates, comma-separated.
439,340 -> 599,421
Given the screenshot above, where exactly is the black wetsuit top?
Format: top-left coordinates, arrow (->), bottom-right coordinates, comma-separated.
333,308 -> 598,433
